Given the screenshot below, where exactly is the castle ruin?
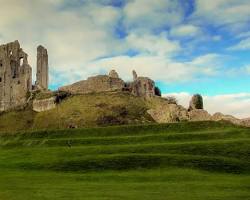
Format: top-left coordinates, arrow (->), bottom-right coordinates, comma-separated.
0,40 -> 158,112
0,41 -> 49,112
36,45 -> 48,90
59,70 -> 156,98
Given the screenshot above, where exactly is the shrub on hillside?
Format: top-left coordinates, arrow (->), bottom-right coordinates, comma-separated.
154,87 -> 162,97
96,115 -> 126,126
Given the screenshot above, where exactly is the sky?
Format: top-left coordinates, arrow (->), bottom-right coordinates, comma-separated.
0,0 -> 250,118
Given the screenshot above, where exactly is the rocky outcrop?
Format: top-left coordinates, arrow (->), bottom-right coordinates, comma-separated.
147,102 -> 189,123
212,112 -> 242,125
189,94 -> 203,111
148,93 -> 249,127
211,112 -> 250,127
240,118 -> 250,127
187,94 -> 212,121
33,97 -> 56,112
189,109 -> 212,121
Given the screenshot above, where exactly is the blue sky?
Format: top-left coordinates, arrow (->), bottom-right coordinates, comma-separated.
0,0 -> 250,117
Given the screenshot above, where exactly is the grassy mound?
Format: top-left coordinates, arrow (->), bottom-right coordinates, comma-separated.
0,121 -> 250,199
0,92 -> 160,132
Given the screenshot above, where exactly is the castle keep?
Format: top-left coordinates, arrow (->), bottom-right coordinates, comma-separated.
0,41 -> 48,111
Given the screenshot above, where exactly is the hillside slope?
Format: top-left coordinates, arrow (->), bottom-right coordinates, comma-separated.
0,121 -> 250,199
0,91 -> 248,133
0,91 -> 188,133
0,92 -> 158,132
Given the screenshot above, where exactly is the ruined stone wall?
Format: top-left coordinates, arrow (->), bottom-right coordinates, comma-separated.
0,41 -> 32,111
36,45 -> 48,90
59,70 -> 156,98
189,94 -> 204,111
33,97 -> 56,112
59,74 -> 125,94
130,77 -> 155,98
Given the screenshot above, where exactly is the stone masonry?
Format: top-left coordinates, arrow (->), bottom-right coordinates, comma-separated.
59,70 -> 156,98
189,94 -> 204,111
36,45 -> 48,90
0,41 -> 49,112
130,76 -> 155,98
59,73 -> 125,94
0,41 -> 32,111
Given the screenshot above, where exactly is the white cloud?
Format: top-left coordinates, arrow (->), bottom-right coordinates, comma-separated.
237,31 -> 250,39
1,0 -> 249,120
212,35 -> 222,41
193,0 -> 250,32
246,66 -> 250,74
170,25 -> 201,37
223,64 -> 250,77
0,0 -> 124,84
0,0 -> 247,90
126,32 -> 181,56
191,54 -> 223,66
87,53 -> 220,84
165,92 -> 250,119
228,37 -> 250,51
123,0 -> 184,32
0,0 -> 218,87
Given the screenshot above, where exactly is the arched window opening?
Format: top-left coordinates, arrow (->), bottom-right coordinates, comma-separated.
20,58 -> 24,66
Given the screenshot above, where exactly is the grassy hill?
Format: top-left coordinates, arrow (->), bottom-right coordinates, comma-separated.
0,121 -> 250,200
0,92 -> 163,132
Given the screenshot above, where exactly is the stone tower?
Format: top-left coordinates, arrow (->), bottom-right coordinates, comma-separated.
0,40 -> 32,111
132,70 -> 137,81
130,71 -> 155,98
36,45 -> 48,90
189,94 -> 204,111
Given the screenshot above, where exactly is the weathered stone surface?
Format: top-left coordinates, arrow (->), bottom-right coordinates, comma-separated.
59,75 -> 125,94
189,109 -> 212,121
189,94 -> 203,111
36,45 -> 48,90
212,112 -> 242,125
59,70 -> 157,98
33,97 -> 56,112
130,77 -> 155,98
240,118 -> 250,127
147,103 -> 189,123
132,70 -> 137,81
0,41 -> 32,111
109,70 -> 119,79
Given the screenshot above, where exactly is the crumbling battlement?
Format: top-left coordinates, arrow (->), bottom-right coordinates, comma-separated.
0,40 -> 32,111
36,45 -> 48,90
130,70 -> 155,98
0,41 -> 49,112
59,74 -> 125,94
59,70 -> 156,98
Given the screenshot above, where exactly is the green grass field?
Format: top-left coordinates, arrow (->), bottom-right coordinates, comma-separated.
0,121 -> 250,200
